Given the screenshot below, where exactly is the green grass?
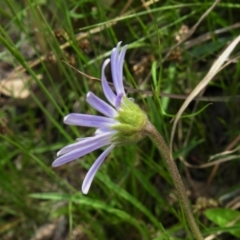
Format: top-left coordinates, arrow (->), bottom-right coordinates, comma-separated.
0,0 -> 240,239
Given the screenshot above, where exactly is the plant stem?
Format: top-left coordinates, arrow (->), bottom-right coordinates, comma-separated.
144,121 -> 203,240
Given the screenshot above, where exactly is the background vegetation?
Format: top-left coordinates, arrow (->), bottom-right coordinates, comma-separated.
0,0 -> 240,239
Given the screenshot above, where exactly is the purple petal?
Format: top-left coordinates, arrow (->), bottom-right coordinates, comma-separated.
64,114 -> 117,128
116,45 -> 127,95
52,133 -> 113,167
86,92 -> 118,118
111,47 -> 119,93
110,42 -> 127,96
115,93 -> 123,109
95,128 -> 116,135
101,59 -> 116,106
82,144 -> 115,194
57,131 -> 115,156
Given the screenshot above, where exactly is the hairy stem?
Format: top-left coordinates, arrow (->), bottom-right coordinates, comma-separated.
144,121 -> 203,240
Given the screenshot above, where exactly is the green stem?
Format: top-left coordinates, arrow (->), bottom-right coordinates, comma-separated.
144,121 -> 203,240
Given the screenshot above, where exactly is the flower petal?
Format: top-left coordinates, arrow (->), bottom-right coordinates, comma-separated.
111,47 -> 119,93
57,131 -> 115,156
116,44 -> 127,95
82,144 -> 115,194
101,59 -> 116,106
64,114 -> 117,128
52,134 -> 113,167
115,93 -> 123,109
110,42 -> 127,96
86,92 -> 118,118
95,128 -> 116,135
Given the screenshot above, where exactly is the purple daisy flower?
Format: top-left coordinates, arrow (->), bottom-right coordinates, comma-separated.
52,42 -> 147,194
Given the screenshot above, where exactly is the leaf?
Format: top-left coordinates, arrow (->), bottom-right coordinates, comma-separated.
29,192 -> 150,239
204,208 -> 240,237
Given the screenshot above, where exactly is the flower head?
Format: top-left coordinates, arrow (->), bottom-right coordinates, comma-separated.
52,42 -> 147,194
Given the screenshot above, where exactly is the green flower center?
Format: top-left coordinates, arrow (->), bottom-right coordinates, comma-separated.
111,97 -> 148,144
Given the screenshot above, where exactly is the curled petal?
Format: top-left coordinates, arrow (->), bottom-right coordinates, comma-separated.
115,93 -> 123,110
82,144 -> 115,194
101,59 -> 116,106
87,92 -> 118,118
64,114 -> 117,128
116,44 -> 127,96
52,134 -> 113,167
110,47 -> 119,93
110,42 -> 126,96
116,41 -> 122,50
